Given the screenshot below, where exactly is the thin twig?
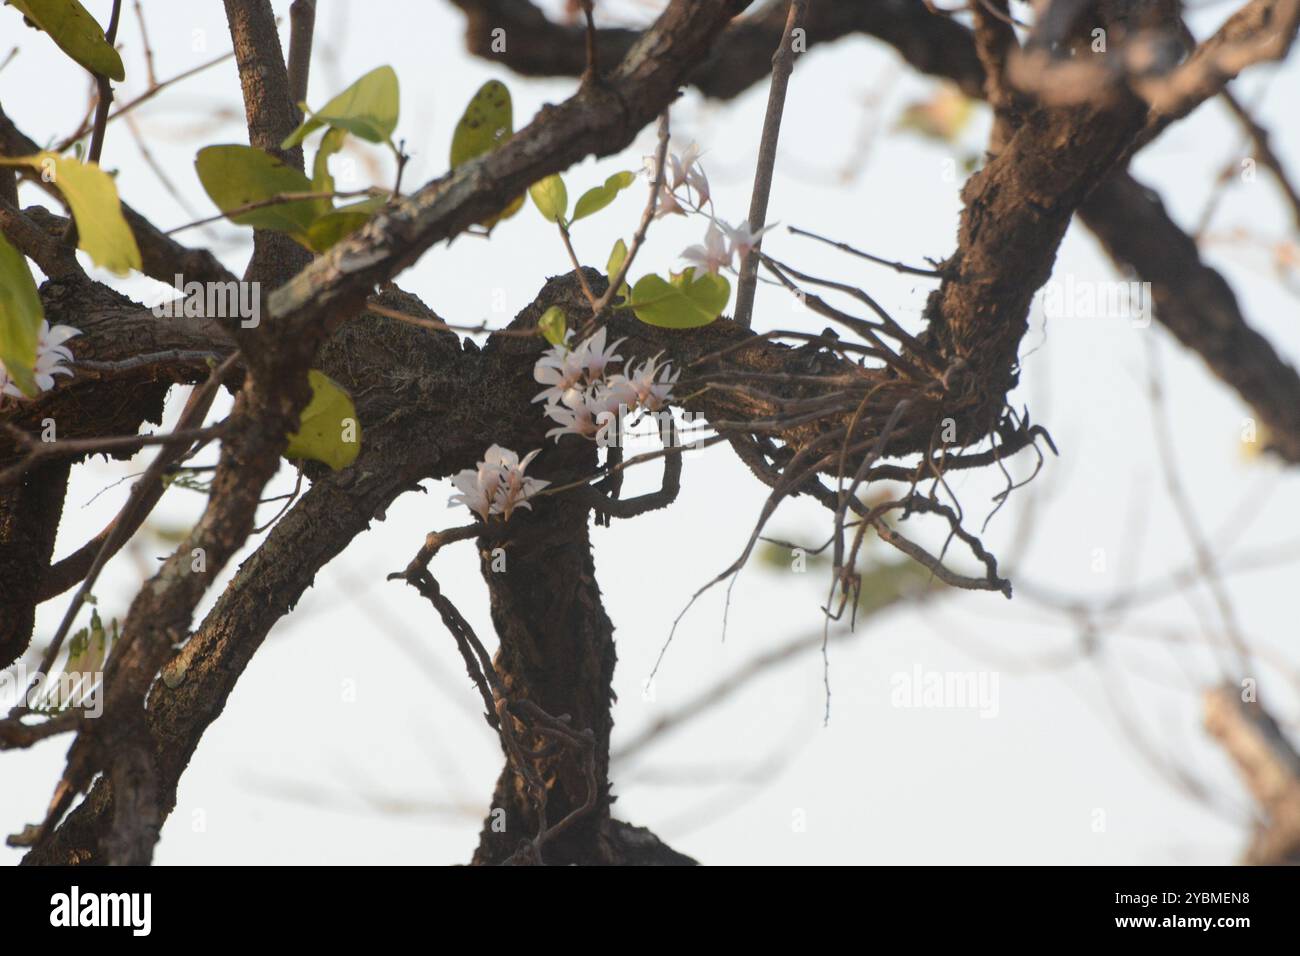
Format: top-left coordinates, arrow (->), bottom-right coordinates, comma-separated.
787,224 -> 944,277
86,0 -> 123,166
733,0 -> 810,329
287,0 -> 317,110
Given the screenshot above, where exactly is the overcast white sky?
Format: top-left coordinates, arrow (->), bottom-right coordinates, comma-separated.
4,0 -> 1300,864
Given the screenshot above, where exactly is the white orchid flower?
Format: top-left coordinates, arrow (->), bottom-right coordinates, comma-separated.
668,142 -> 703,190
544,390 -> 605,442
685,163 -> 711,208
724,220 -> 778,262
450,444 -> 550,521
532,337 -> 587,405
448,464 -> 497,521
622,353 -> 680,412
576,327 -> 625,380
652,182 -> 686,219
680,222 -> 731,275
485,445 -> 550,519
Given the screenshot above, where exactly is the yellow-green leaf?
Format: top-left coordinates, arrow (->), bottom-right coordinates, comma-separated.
9,0 -> 125,81
194,144 -> 323,246
311,127 -> 348,195
529,174 -> 567,224
450,79 -> 523,230
630,268 -> 730,329
450,79 -> 513,167
284,370 -> 361,470
571,170 -> 636,223
538,305 -> 567,346
0,151 -> 140,275
0,233 -> 43,396
605,238 -> 630,303
282,65 -> 400,148
305,194 -> 386,252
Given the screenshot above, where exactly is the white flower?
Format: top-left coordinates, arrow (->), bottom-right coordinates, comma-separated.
532,328 -> 627,407
449,461 -> 501,520
532,337 -> 588,406
652,182 -> 686,220
449,444 -> 550,521
674,142 -> 710,206
544,389 -> 605,442
484,445 -> 550,519
644,142 -> 708,216
621,353 -> 680,412
724,221 -> 777,262
576,326 -> 625,380
0,321 -> 80,399
668,142 -> 703,191
680,222 -> 731,275
685,163 -> 710,208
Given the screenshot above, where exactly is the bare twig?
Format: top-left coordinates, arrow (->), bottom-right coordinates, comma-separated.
287,0 -> 317,109
733,0 -> 810,329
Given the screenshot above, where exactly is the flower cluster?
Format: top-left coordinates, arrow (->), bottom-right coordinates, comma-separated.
640,140 -> 775,277
449,444 -> 550,521
533,327 -> 680,443
645,141 -> 711,218
0,321 -> 80,399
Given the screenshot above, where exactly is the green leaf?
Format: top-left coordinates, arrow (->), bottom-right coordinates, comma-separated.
630,268 -> 730,329
529,174 -> 567,224
284,370 -> 361,470
450,79 -> 523,230
194,144 -> 323,246
282,65 -> 400,148
605,238 -> 630,303
8,0 -> 125,81
311,127 -> 348,195
0,151 -> 141,275
0,233 -> 43,396
450,79 -> 513,167
305,194 -> 386,252
571,170 -> 636,223
538,306 -> 567,346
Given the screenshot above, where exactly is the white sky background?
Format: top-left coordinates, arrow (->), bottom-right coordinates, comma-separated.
3,0 -> 1300,864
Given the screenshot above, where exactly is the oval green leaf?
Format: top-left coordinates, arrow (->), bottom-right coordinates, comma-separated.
450,80 -> 523,230
450,79 -> 513,167
538,305 -> 567,346
571,170 -> 636,223
282,65 -> 400,148
529,174 -> 567,224
305,194 -> 387,253
0,233 -> 44,396
0,151 -> 141,275
195,145 -> 323,246
605,238 -> 630,303
284,370 -> 361,470
9,0 -> 125,81
311,127 -> 348,195
630,268 -> 730,329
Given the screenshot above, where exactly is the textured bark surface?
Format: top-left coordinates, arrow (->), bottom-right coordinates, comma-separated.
0,459 -> 70,667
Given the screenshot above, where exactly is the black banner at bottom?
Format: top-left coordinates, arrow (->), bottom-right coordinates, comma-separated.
0,864 -> 1289,940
